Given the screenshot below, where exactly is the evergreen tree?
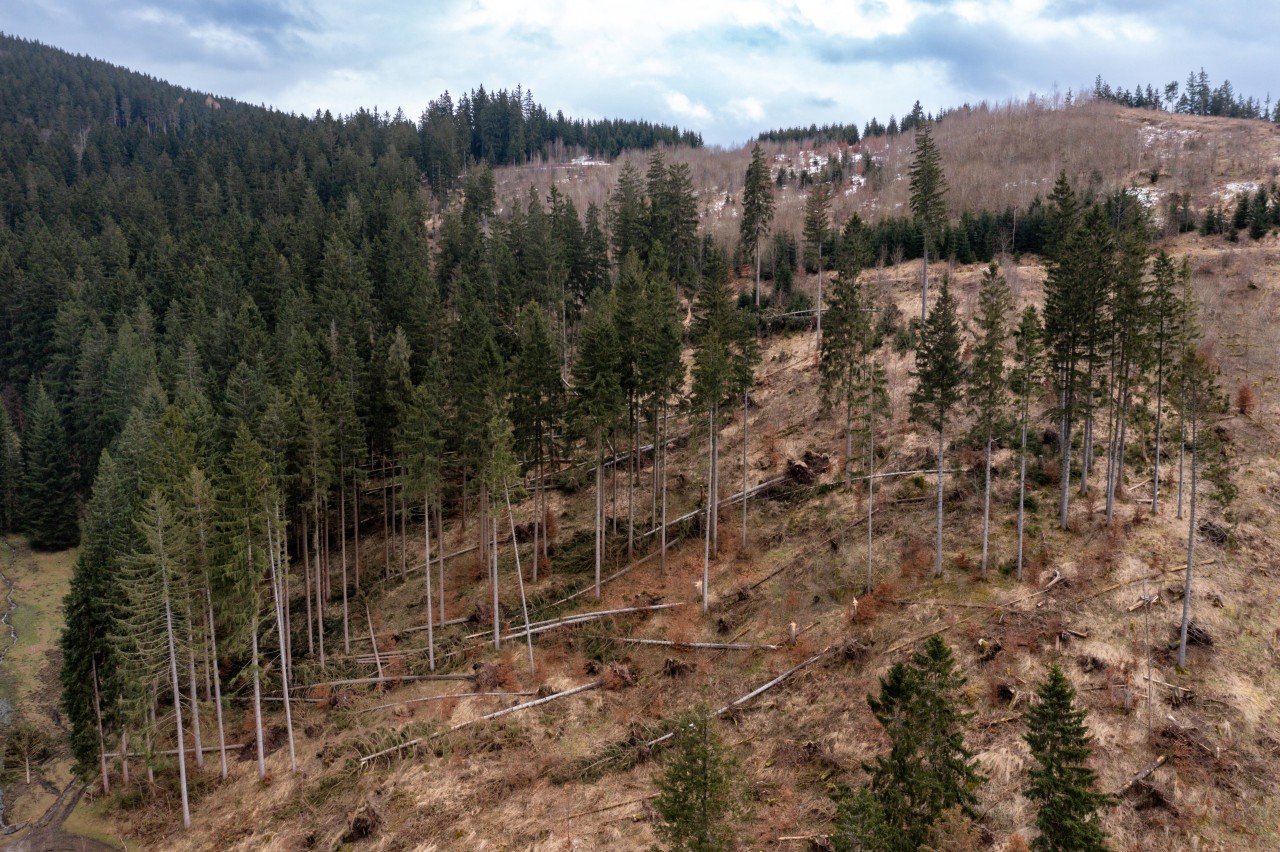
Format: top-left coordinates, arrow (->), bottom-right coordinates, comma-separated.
652,709 -> 746,852
909,280 -> 965,577
740,143 -> 776,307
840,637 -> 980,851
909,125 -> 948,322
21,382 -> 80,550
60,451 -> 133,779
637,267 -> 685,571
820,254 -> 872,491
1024,665 -> 1111,851
0,403 -> 19,532
572,290 -> 624,600
967,263 -> 1012,576
1149,253 -> 1188,514
803,184 -> 833,349
1011,307 -> 1043,580
692,251 -> 759,609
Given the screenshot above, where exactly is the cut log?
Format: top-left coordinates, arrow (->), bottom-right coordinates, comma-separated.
1117,755 -> 1167,794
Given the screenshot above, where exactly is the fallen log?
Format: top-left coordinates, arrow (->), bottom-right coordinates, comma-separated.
354,691 -> 535,715
359,680 -> 604,765
291,674 -> 469,691
1117,755 -> 1167,794
644,647 -> 832,749
612,637 -> 780,652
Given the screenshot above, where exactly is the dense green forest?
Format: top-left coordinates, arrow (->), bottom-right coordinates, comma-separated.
0,35 -> 1250,840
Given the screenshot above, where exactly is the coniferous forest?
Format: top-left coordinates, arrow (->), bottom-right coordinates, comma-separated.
0,31 -> 1276,851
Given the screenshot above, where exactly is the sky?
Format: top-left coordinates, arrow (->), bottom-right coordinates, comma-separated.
6,1 -> 1278,147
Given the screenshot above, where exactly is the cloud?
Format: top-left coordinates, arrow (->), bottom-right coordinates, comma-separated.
726,96 -> 766,123
664,90 -> 712,123
6,0 -> 1279,145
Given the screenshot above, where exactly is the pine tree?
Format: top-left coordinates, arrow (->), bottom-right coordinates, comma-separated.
1149,252 -> 1188,515
740,143 -> 776,308
0,403 -> 19,532
572,290 -> 624,601
967,263 -> 1012,576
820,253 -> 872,492
1024,665 -> 1111,851
1175,347 -> 1228,668
909,125 -> 948,322
60,451 -> 133,781
692,251 -> 759,610
1011,307 -> 1043,580
115,490 -> 193,827
652,709 -> 746,852
843,636 -> 980,851
804,183 -> 832,348
21,382 -> 80,550
909,280 -> 965,577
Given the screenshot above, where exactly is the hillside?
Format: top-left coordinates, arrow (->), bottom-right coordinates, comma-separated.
2,38 -> 1280,852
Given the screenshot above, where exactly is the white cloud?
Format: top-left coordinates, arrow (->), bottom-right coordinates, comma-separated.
664,90 -> 712,122
726,96 -> 766,122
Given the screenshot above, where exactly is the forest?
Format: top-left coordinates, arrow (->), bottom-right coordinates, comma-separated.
0,33 -> 1276,850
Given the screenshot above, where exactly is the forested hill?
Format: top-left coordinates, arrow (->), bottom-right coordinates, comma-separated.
0,33 -> 699,198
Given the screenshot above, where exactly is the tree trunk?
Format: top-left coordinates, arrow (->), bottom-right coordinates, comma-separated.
595,435 -> 604,601
436,502 -> 446,625
980,434 -> 992,577
492,516 -> 500,651
711,402 -> 719,557
340,464 -> 349,654
160,546 -> 191,828
1177,410 -> 1186,520
267,515 -> 296,772
628,415 -> 637,559
660,405 -> 669,574
754,236 -> 762,308
185,613 -> 203,769
121,728 -> 130,786
816,242 -> 824,351
920,242 -> 929,324
935,424 -> 945,577
382,475 -> 390,579
505,483 -> 536,676
205,586 -> 228,779
1059,383 -> 1072,530
742,390 -> 749,549
703,406 -> 714,613
423,496 -> 435,671
866,378 -> 876,594
1152,334 -> 1166,513
302,513 -> 313,655
313,504 -> 325,668
353,473 -> 361,592
1177,411 -> 1199,668
1017,395 -> 1029,581
92,659 -> 109,794
250,623 -> 265,780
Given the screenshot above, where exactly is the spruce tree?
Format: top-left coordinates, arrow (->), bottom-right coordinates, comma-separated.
740,143 -> 776,308
1148,252 -> 1188,514
909,280 -> 965,577
21,382 -> 80,550
803,183 -> 832,348
60,451 -> 133,779
1024,665 -> 1111,851
909,124 -> 948,322
0,403 -> 18,533
652,709 -> 746,852
692,250 -> 758,609
572,290 -> 624,600
1011,307 -> 1043,580
967,263 -> 1012,576
820,252 -> 872,491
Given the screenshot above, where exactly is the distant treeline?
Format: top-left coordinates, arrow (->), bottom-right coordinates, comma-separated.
756,101 -> 941,146
1092,69 -> 1278,121
0,34 -> 700,198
